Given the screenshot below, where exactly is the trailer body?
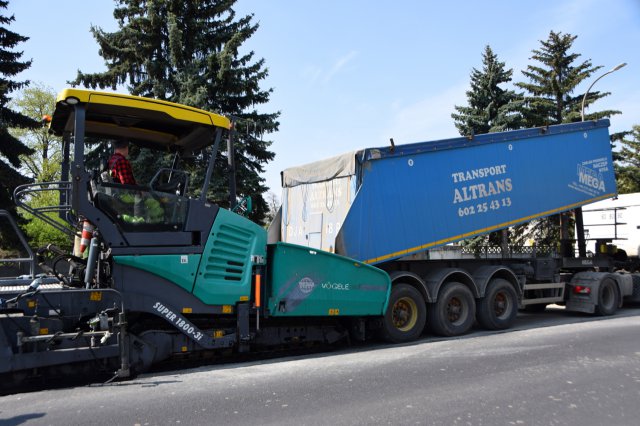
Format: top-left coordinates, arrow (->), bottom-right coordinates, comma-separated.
278,120 -> 616,264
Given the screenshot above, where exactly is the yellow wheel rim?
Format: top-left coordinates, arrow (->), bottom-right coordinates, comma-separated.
392,296 -> 418,332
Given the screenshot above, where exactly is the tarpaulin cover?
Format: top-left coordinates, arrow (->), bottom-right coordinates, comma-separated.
281,151 -> 357,188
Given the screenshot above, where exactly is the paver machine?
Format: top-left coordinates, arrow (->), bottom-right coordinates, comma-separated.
0,89 -> 396,391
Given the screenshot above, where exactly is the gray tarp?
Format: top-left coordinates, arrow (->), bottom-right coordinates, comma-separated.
281,151 -> 357,188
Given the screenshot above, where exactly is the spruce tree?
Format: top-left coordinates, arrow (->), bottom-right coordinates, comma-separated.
72,0 -> 278,223
615,126 -> 640,194
0,0 -> 36,214
516,31 -> 619,126
452,45 -> 521,136
514,31 -> 621,248
452,46 -> 521,250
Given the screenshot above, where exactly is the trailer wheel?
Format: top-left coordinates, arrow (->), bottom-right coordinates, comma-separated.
595,278 -> 619,316
381,284 -> 426,343
476,279 -> 518,330
429,282 -> 476,337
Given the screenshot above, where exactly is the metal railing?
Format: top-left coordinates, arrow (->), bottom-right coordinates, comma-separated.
13,181 -> 75,237
458,245 -> 557,259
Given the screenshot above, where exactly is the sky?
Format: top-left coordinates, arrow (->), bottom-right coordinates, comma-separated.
6,0 -> 640,197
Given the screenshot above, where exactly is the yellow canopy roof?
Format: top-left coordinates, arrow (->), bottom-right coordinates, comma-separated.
51,88 -> 231,152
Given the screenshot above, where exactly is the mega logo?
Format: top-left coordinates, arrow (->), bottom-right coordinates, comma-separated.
577,164 -> 605,192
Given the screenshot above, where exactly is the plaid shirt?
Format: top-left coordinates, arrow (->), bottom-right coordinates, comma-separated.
108,153 -> 136,185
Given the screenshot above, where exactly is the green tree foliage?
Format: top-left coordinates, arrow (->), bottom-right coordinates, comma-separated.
11,83 -> 60,181
71,0 -> 278,223
452,45 -> 521,136
615,125 -> 640,194
512,31 -> 621,248
610,131 -> 627,164
515,31 -> 619,126
10,83 -> 69,249
0,1 -> 37,215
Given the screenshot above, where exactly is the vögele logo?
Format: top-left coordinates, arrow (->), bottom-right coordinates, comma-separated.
298,277 -> 315,294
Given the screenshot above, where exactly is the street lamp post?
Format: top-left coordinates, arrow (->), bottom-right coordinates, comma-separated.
581,62 -> 627,121
573,62 -> 627,258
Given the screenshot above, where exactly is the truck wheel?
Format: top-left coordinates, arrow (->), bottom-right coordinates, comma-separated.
595,278 -> 619,316
381,284 -> 426,343
476,279 -> 518,330
429,282 -> 476,337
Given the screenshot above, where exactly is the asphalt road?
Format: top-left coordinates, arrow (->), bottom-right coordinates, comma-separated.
1,307 -> 640,426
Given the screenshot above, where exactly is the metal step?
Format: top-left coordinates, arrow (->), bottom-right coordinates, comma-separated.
0,282 -> 64,295
521,282 -> 566,305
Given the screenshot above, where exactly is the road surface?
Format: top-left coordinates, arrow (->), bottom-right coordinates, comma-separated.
1,307 -> 640,425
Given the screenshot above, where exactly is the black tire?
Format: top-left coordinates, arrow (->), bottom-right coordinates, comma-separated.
381,284 -> 427,343
476,279 -> 518,330
594,278 -> 619,316
428,282 -> 476,337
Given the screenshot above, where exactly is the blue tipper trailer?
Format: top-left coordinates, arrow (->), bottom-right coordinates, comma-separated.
277,119 -> 616,264
272,119 -> 639,337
